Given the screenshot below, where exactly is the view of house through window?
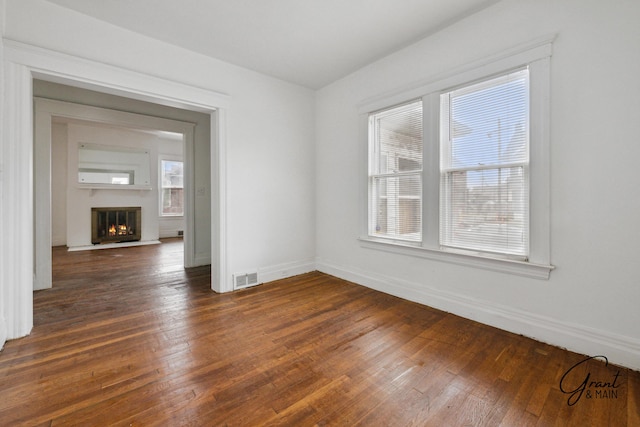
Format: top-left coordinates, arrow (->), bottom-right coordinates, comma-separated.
367,68 -> 532,260
160,159 -> 184,216
368,100 -> 423,242
440,68 -> 530,257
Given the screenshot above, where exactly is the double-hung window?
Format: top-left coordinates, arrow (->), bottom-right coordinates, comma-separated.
362,39 -> 554,278
368,100 -> 423,242
440,69 -> 529,258
160,159 -> 184,216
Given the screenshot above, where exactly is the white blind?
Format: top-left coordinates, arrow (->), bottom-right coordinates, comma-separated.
369,100 -> 423,242
440,69 -> 529,257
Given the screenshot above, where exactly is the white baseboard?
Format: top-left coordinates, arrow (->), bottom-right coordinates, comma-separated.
259,258 -> 317,285
159,229 -> 184,239
316,258 -> 640,371
0,315 -> 7,351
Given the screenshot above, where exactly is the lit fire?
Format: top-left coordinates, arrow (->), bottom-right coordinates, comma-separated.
108,224 -> 130,236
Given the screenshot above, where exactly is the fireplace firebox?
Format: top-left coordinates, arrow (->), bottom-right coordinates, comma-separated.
91,207 -> 142,244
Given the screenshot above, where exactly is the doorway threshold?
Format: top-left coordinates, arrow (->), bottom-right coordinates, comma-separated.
68,240 -> 161,252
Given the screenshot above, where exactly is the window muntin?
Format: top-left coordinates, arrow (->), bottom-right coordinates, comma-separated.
160,160 -> 184,216
368,100 -> 423,242
440,69 -> 530,258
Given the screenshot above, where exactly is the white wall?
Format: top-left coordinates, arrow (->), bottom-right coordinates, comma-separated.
3,0 -> 316,287
51,122 -> 67,245
316,0 -> 640,369
0,0 -> 7,350
51,121 -> 183,247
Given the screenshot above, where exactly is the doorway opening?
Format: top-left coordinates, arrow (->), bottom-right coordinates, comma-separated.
1,49 -> 228,343
33,81 -> 208,292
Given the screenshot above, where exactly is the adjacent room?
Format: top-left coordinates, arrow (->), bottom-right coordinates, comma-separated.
1,0 -> 638,424
50,115 -> 185,249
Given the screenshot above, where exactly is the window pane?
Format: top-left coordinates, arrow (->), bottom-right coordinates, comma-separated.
160,160 -> 184,216
372,101 -> 423,174
442,69 -> 529,170
161,160 -> 184,187
440,69 -> 529,257
369,100 -> 423,242
162,188 -> 184,215
371,175 -> 421,241
441,167 -> 527,255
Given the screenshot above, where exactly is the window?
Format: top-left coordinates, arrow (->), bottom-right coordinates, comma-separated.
440,69 -> 529,258
368,100 -> 423,242
160,159 -> 184,216
361,39 -> 553,278
368,71 -> 530,256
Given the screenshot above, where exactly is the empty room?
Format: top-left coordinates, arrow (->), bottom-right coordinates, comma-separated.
1,0 -> 639,425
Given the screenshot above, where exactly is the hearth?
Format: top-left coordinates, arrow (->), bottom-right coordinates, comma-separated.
91,207 -> 142,244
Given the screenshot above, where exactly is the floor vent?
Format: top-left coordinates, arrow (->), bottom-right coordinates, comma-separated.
234,272 -> 259,290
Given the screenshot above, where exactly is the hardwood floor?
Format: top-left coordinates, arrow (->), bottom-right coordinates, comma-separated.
0,239 -> 638,426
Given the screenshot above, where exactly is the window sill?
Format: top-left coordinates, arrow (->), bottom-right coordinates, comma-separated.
358,237 -> 554,280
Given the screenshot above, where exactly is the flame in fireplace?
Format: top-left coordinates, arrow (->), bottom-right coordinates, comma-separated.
107,224 -> 129,236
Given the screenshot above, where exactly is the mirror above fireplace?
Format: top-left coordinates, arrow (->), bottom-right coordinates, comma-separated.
77,143 -> 151,189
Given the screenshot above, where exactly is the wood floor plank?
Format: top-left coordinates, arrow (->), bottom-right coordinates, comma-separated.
0,238 -> 638,425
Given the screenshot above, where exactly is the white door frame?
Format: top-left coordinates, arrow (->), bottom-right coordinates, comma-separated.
1,40 -> 230,341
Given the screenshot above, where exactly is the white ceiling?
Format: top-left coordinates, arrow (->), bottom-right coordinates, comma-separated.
44,0 -> 499,89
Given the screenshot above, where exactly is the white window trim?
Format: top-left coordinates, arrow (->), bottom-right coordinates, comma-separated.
159,155 -> 185,218
358,35 -> 556,279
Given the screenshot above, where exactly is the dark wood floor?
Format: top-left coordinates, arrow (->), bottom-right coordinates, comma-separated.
0,239 -> 638,426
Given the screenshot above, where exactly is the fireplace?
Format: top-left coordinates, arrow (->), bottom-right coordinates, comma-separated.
91,207 -> 142,244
